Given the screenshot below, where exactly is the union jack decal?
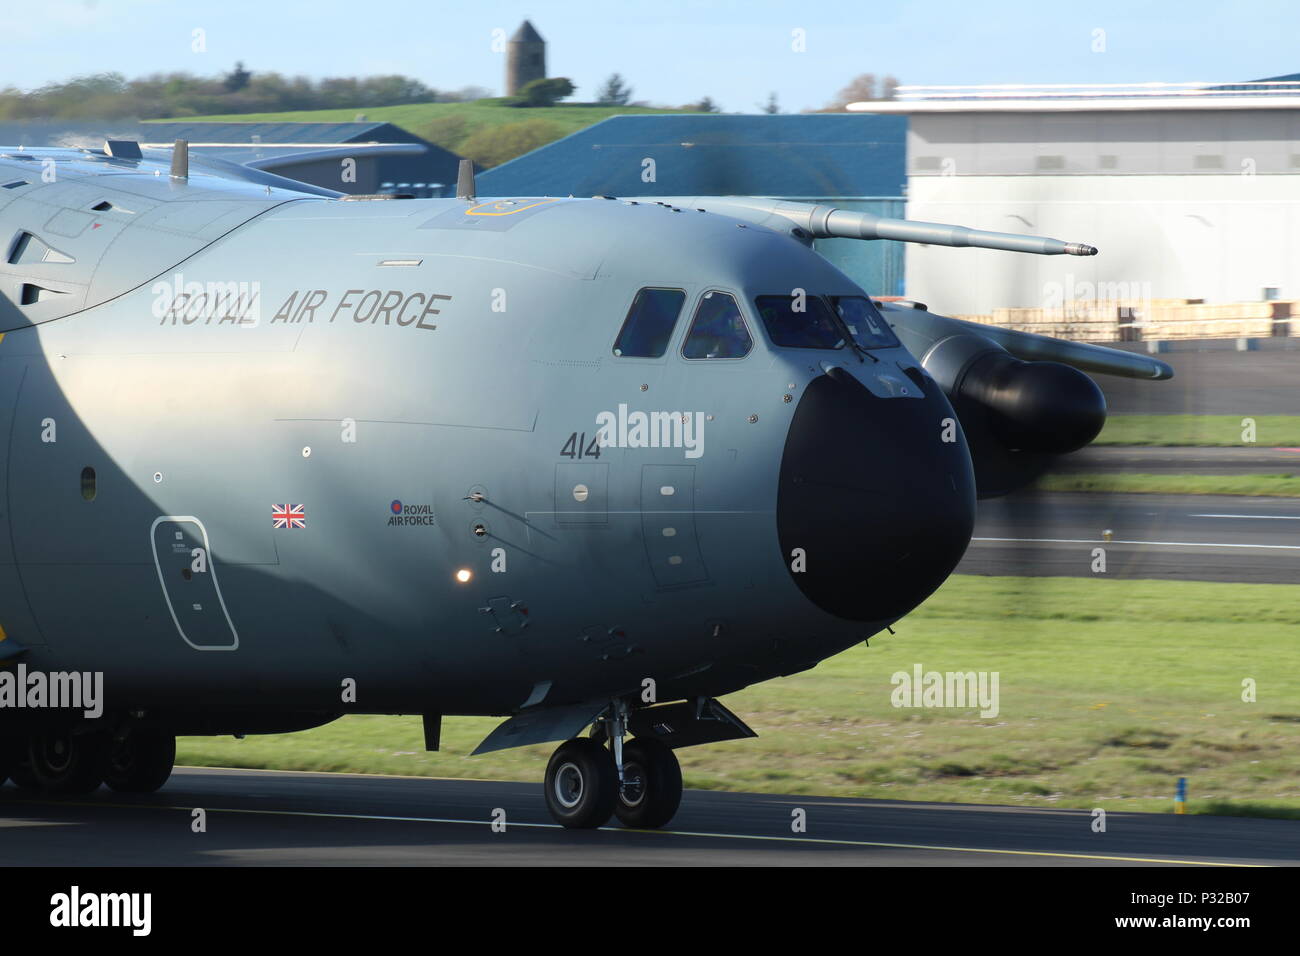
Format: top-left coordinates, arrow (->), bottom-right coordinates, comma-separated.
272,503 -> 306,529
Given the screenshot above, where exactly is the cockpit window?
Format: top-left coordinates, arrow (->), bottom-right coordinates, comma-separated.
682,291 -> 753,359
753,294 -> 846,350
613,288 -> 686,358
832,295 -> 901,350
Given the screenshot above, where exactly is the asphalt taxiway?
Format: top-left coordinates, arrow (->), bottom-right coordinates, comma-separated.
960,491 -> 1300,583
0,767 -> 1292,866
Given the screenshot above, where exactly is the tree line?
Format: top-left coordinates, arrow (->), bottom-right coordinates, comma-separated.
0,65 -> 898,122
0,65 -> 488,120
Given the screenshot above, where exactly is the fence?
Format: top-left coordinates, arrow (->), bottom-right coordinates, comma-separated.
951,300 -> 1294,342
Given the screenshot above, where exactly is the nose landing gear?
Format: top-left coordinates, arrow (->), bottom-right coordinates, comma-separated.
542,702 -> 683,830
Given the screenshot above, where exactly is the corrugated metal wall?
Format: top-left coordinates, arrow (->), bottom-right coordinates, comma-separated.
906,175 -> 1300,313
475,115 -> 910,297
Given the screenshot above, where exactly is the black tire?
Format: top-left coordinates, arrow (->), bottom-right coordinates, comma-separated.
614,737 -> 682,829
0,736 -> 18,787
27,730 -> 110,794
8,754 -> 40,791
544,737 -> 617,829
105,732 -> 176,793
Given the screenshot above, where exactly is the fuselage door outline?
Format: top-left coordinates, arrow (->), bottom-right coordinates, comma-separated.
149,515 -> 240,651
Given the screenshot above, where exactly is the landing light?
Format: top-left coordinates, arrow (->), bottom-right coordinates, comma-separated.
455,568 -> 473,584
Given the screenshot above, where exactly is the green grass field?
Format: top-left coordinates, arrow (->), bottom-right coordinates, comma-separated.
1038,473 -> 1300,497
1094,415 -> 1300,447
146,100 -> 688,166
153,100 -> 682,132
178,575 -> 1300,818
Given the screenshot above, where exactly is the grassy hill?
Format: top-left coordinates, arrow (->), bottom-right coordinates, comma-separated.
146,99 -> 691,167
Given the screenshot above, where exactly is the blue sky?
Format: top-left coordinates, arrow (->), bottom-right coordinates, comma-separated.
2,0 -> 1297,111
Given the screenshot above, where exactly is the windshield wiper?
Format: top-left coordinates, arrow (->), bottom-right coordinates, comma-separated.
849,338 -> 879,363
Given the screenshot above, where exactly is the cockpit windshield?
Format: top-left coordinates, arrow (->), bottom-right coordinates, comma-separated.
831,295 -> 901,350
753,295 -> 845,350
682,291 -> 753,359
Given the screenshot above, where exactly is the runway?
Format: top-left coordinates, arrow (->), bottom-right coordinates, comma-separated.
0,767 -> 1291,866
960,491 -> 1300,583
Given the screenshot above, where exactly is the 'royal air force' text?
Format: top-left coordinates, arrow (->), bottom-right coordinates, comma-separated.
156,287 -> 450,331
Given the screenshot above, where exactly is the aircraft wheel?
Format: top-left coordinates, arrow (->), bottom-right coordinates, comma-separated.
544,737 -> 617,829
104,731 -> 176,793
27,730 -> 110,794
8,752 -> 40,791
0,736 -> 17,787
614,737 -> 682,829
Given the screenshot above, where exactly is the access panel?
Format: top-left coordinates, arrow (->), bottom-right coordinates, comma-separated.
640,464 -> 709,589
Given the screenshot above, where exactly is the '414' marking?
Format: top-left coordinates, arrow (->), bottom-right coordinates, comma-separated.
560,432 -> 602,459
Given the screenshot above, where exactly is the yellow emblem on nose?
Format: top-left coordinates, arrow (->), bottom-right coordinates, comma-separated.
465,198 -> 559,217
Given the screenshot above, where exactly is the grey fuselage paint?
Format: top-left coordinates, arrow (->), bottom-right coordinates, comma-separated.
0,152 -> 975,732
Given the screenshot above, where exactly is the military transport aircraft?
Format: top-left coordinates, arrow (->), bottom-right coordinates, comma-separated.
0,142 -> 1170,829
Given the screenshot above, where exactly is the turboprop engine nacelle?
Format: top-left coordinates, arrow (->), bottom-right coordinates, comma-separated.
882,305 -> 1170,499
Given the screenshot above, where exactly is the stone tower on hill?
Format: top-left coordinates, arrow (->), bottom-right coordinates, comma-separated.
506,20 -> 546,95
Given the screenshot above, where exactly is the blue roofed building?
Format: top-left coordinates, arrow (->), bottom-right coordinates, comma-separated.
477,113 -> 910,295
141,121 -> 463,197
0,120 -> 463,198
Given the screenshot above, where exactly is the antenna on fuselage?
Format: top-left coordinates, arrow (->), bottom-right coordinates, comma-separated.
456,159 -> 475,201
170,139 -> 189,181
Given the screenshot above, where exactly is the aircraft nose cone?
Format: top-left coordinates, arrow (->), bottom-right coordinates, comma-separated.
777,367 -> 976,621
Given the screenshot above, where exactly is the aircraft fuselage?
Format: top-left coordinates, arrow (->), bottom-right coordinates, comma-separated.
0,153 -> 976,737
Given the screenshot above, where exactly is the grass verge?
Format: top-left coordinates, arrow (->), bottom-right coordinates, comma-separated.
1095,415 -> 1300,447
178,575 -> 1300,818
1037,472 -> 1300,497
